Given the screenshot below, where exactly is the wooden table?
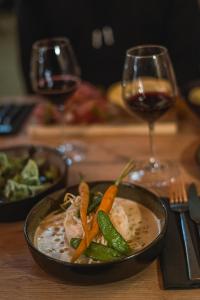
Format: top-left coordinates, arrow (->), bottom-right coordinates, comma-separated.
1,114 -> 200,300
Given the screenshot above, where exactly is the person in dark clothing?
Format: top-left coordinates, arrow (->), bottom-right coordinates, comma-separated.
16,0 -> 200,93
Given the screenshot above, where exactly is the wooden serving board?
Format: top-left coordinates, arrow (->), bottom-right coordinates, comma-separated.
27,122 -> 178,138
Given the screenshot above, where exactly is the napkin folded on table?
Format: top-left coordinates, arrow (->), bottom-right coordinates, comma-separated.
159,199 -> 200,289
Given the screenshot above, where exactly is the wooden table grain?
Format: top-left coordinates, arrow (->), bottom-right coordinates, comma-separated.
1,120 -> 200,300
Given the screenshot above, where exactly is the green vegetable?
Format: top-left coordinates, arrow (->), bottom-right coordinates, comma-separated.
4,179 -> 30,201
0,152 -> 9,165
70,238 -> 122,261
0,153 -> 29,177
9,156 -> 28,174
0,152 -> 11,175
87,192 -> 102,214
21,159 -> 40,185
97,210 -> 131,255
77,192 -> 102,218
0,152 -> 59,202
70,238 -> 82,248
4,180 -> 50,201
77,192 -> 103,217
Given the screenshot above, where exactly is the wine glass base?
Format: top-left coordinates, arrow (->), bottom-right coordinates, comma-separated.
128,160 -> 180,190
57,140 -> 87,166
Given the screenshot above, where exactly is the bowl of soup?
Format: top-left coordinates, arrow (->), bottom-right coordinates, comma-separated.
24,181 -> 168,284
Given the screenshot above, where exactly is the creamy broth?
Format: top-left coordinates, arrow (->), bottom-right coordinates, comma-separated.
34,197 -> 161,263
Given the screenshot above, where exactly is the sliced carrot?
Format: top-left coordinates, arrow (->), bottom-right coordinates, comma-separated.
71,160 -> 135,263
91,184 -> 117,227
79,180 -> 90,246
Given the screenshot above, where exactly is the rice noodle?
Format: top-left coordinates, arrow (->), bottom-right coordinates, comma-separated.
60,192 -> 77,210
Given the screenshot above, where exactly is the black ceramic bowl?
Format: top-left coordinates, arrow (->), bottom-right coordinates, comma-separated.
0,145 -> 68,222
24,181 -> 168,285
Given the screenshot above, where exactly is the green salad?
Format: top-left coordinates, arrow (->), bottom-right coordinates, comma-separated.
0,152 -> 59,202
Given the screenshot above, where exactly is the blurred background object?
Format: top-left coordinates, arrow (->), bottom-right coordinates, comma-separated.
0,0 -> 15,11
0,0 -> 200,113
16,0 -> 200,94
0,0 -> 25,96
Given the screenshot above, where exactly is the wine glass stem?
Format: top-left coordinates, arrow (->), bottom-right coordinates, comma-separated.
148,122 -> 156,166
58,104 -> 66,140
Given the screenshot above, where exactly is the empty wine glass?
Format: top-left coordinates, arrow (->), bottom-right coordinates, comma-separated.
30,37 -> 86,164
122,45 -> 179,188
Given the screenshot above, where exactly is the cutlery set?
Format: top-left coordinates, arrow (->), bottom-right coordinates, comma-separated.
169,181 -> 200,281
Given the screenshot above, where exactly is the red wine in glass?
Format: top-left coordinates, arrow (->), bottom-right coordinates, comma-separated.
38,75 -> 80,106
125,91 -> 175,123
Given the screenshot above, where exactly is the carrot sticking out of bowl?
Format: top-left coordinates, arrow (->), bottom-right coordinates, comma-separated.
79,179 -> 90,246
71,160 -> 135,263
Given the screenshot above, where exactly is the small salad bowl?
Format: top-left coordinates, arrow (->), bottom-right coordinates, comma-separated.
0,145 -> 68,221
24,181 -> 168,285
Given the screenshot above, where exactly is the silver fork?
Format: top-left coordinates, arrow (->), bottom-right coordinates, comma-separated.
169,180 -> 200,281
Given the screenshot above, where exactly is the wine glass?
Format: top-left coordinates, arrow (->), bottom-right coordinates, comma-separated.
122,45 -> 179,188
30,37 -> 86,164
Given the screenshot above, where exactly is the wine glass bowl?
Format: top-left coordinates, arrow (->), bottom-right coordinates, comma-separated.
31,37 -> 80,106
122,45 -> 177,121
122,45 -> 179,188
122,77 -> 175,123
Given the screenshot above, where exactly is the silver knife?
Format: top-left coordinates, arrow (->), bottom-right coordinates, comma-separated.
188,183 -> 200,236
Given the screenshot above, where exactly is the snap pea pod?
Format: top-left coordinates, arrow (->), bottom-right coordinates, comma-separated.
97,210 -> 131,255
70,238 -> 122,261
